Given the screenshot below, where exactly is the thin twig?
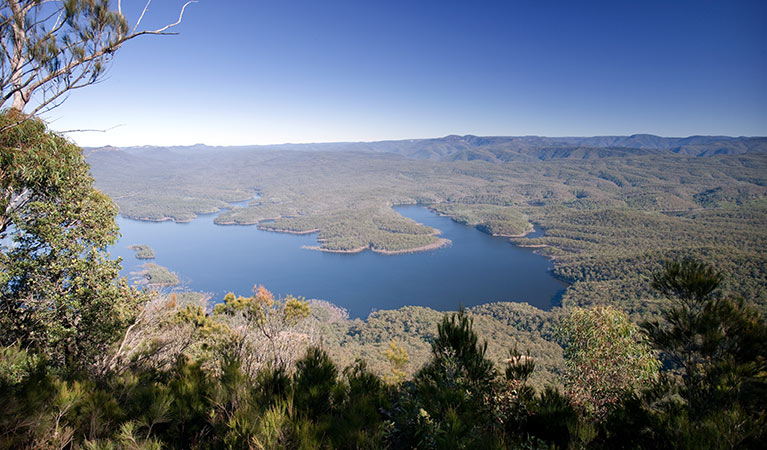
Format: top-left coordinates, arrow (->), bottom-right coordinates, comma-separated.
57,124 -> 125,134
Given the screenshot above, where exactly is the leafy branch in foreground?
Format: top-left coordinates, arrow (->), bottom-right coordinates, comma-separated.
0,111 -> 145,375
641,259 -> 767,445
560,306 -> 660,421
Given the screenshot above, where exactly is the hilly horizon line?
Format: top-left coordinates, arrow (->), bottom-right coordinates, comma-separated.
86,132 -> 767,150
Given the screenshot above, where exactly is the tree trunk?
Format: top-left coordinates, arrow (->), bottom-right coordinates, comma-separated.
8,0 -> 29,111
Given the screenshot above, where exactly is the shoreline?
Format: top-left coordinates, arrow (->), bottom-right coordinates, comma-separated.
214,215 -> 294,227
515,243 -> 548,248
124,215 -> 180,223
121,214 -> 201,224
424,207 -> 534,238
302,237 -> 451,255
373,237 -> 451,254
302,245 -> 368,254
259,227 -> 320,235
492,227 -> 535,238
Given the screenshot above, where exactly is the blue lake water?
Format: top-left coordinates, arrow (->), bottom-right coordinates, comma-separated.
111,205 -> 566,318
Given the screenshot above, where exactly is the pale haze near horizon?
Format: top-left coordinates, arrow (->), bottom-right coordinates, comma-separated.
43,1 -> 767,148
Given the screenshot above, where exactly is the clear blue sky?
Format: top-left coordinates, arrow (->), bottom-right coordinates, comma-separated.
49,0 -> 767,147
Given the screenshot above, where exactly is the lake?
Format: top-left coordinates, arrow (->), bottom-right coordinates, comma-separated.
111,205 -> 566,318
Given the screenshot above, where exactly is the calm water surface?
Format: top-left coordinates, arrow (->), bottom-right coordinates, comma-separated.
111,205 -> 566,318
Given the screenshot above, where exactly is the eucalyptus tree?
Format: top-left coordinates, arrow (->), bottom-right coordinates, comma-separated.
0,1 -> 196,375
1,0 -> 197,243
560,306 -> 660,421
0,112 -> 146,374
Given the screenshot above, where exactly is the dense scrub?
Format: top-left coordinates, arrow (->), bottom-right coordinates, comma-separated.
2,263 -> 764,448
320,302 -> 566,388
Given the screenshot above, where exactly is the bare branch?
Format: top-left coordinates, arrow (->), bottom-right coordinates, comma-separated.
1,0 -> 197,124
57,123 -> 124,134
1,186 -> 30,235
143,1 -> 196,35
132,0 -> 153,34
101,297 -> 152,376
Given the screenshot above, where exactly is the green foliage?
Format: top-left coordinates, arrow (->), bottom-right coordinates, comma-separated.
560,306 -> 660,420
334,359 -> 389,448
642,259 -> 767,446
323,302 -> 565,388
505,345 -> 535,385
651,259 -> 721,306
525,386 -> 577,449
85,422 -> 165,450
389,309 -> 501,449
0,112 -> 145,374
293,346 -> 339,419
0,343 -> 40,386
384,340 -> 409,384
426,308 -> 496,388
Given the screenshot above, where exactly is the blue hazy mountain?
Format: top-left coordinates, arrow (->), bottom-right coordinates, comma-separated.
86,134 -> 767,163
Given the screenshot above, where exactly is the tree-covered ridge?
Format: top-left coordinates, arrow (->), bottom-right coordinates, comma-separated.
429,202 -> 532,236
92,133 -> 767,162
518,201 -> 767,316
318,302 -> 566,389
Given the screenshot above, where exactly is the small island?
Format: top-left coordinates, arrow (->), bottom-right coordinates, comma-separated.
128,244 -> 155,259
141,263 -> 179,287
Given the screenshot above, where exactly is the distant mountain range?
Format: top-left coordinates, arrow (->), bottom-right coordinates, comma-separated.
85,134 -> 767,163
